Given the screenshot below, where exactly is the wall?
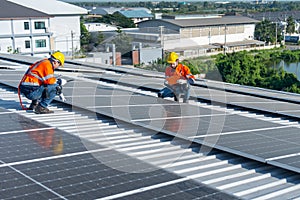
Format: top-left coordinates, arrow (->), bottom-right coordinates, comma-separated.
49,16 -> 81,56
140,48 -> 162,64
163,24 -> 256,50
0,18 -> 51,55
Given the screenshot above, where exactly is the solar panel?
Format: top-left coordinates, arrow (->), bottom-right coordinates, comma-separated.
0,108 -> 240,199
1,57 -> 300,175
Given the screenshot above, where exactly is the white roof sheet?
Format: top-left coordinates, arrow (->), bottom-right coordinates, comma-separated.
7,0 -> 87,15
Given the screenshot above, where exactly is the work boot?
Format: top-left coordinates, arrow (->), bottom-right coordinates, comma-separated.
28,100 -> 38,110
34,104 -> 54,114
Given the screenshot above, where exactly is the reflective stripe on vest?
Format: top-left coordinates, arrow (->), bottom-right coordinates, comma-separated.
21,82 -> 40,86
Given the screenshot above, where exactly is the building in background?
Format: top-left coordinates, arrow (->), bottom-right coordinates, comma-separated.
0,0 -> 87,57
137,14 -> 264,57
86,6 -> 153,25
84,23 -> 118,32
117,9 -> 153,25
0,1 -> 52,56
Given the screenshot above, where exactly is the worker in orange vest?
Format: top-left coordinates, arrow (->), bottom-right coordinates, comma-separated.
19,51 -> 65,114
158,52 -> 195,103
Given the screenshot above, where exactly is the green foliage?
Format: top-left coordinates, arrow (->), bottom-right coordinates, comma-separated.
89,13 -> 135,28
111,30 -> 132,55
214,50 -> 300,94
141,58 -> 167,72
80,21 -> 90,46
254,20 -> 279,44
286,16 -> 296,34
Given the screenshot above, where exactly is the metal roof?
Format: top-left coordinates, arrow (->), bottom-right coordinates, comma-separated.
143,16 -> 260,28
0,0 -> 50,19
1,54 -> 300,199
87,6 -> 120,15
118,9 -> 153,18
247,10 -> 300,22
7,0 -> 87,15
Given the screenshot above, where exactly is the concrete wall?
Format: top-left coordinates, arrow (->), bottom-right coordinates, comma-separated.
139,48 -> 162,64
0,18 -> 51,56
50,16 -> 81,56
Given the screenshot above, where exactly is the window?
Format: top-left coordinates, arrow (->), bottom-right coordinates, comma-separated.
35,39 -> 46,48
25,40 -> 30,49
24,22 -> 29,30
34,21 -> 45,29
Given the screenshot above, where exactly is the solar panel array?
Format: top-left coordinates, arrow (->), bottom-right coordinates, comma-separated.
0,55 -> 300,176
0,107 -> 240,199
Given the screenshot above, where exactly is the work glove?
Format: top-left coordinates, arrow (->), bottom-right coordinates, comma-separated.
177,79 -> 187,84
59,93 -> 66,102
57,78 -> 67,86
188,78 -> 195,85
56,85 -> 62,95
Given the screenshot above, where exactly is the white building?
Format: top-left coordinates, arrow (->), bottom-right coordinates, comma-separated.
0,1 -> 50,56
0,0 -> 87,57
137,14 -> 264,57
84,23 -> 118,32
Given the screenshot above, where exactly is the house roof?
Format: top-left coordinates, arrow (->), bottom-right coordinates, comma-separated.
247,11 -> 300,22
118,10 -> 153,19
86,6 -> 152,16
139,15 -> 260,28
0,0 -> 50,19
7,0 -> 87,15
87,6 -> 120,15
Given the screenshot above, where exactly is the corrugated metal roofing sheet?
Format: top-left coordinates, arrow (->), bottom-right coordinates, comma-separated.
118,9 -> 153,18
145,16 -> 260,28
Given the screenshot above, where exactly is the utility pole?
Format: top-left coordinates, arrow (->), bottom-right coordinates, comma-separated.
275,22 -> 278,47
71,30 -> 74,59
224,24 -> 227,54
159,26 -> 164,61
208,28 -> 211,45
159,26 -> 164,49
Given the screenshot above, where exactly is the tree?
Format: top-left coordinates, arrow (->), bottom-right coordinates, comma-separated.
96,13 -> 135,28
80,21 -> 91,47
213,50 -> 300,94
254,20 -> 278,44
111,29 -> 132,55
286,16 -> 296,35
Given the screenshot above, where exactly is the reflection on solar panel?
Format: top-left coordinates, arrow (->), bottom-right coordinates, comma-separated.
0,107 -> 238,199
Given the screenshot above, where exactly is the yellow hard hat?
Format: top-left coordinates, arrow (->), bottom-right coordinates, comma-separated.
167,52 -> 179,63
51,51 -> 65,66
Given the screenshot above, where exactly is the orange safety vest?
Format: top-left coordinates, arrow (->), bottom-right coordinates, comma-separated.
165,63 -> 195,85
21,59 -> 56,86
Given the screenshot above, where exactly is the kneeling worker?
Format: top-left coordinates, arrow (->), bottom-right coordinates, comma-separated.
19,51 -> 65,114
158,52 -> 195,103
